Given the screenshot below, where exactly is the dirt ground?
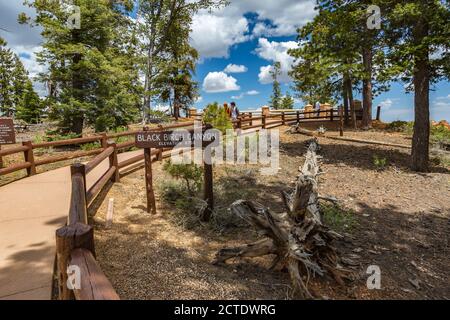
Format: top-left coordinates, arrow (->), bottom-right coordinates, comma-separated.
92,126 -> 450,300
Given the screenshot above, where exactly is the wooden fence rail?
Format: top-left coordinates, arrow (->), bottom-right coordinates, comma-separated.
0,121 -> 195,181
52,121 -> 196,300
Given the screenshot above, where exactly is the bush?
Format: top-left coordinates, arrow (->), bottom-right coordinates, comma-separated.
321,204 -> 357,232
163,160 -> 203,195
202,102 -> 233,133
386,121 -> 413,134
373,155 -> 388,170
431,124 -> 450,144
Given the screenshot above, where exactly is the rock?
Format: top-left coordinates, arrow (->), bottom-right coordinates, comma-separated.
408,278 -> 421,290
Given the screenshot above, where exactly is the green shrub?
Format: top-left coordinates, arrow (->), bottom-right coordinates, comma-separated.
163,160 -> 203,195
386,121 -> 414,134
373,155 -> 388,170
321,204 -> 357,232
80,142 -> 101,151
431,125 -> 450,144
202,102 -> 233,133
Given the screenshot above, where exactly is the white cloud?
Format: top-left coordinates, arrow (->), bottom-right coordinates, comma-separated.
255,38 -> 299,84
432,96 -> 450,111
231,93 -> 244,100
247,90 -> 259,95
224,63 -> 248,73
202,71 -> 240,93
190,0 -> 317,59
379,98 -> 400,110
191,13 -> 249,59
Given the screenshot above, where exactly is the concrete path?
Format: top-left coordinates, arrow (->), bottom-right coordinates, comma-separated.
0,150 -> 143,300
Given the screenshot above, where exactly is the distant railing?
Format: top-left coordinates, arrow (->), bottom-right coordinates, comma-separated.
230,108 -> 363,130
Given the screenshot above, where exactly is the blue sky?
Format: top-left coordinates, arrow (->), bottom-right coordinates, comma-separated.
1,0 -> 448,122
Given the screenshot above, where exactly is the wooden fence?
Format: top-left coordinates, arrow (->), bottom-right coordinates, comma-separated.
53,121 -> 194,300
231,108 -> 363,130
0,121 -> 195,179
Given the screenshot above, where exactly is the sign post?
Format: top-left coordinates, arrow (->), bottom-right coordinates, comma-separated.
0,118 -> 16,168
135,125 -> 218,218
143,127 -> 157,214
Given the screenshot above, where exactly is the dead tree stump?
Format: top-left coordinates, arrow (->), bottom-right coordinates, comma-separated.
213,139 -> 351,299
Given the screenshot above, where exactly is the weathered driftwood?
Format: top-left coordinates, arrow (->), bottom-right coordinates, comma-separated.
213,139 -> 350,299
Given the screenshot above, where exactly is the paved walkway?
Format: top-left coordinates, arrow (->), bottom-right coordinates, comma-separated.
0,150 -> 143,300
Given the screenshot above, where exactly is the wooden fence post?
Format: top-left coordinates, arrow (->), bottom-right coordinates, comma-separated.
249,112 -> 253,126
100,133 -> 108,149
376,106 -> 381,121
339,106 -> 344,137
108,142 -> 120,182
297,110 -> 300,124
282,112 -> 286,125
22,141 -> 36,176
56,222 -> 95,300
0,145 -> 3,169
201,154 -> 214,222
262,114 -> 266,129
69,163 -> 88,224
143,127 -> 156,214
330,109 -> 334,122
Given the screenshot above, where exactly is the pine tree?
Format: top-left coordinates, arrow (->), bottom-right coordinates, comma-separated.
20,0 -> 141,133
380,0 -> 450,171
269,62 -> 282,110
16,80 -> 43,124
0,37 -> 15,117
281,91 -> 295,109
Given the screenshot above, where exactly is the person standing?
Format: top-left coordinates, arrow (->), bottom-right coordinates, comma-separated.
223,103 -> 231,118
315,101 -> 321,117
230,102 -> 239,120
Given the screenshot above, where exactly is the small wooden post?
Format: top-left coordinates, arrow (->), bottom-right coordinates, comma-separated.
262,114 -> 266,129
69,163 -> 88,224
143,127 -> 157,214
249,112 -> 253,126
56,223 -> 95,300
339,106 -> 344,137
297,110 -> 300,124
23,141 -> 36,176
330,108 -> 334,122
100,133 -> 108,149
202,156 -> 214,222
108,142 -> 120,182
237,118 -> 242,130
376,106 -> 381,121
282,112 -> 286,125
0,145 -> 3,168
106,198 -> 114,229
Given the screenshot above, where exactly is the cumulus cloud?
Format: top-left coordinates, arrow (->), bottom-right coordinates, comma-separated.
190,12 -> 249,59
223,63 -> 248,73
202,71 -> 240,93
255,38 -> 299,84
379,98 -> 399,110
190,0 -> 316,59
231,93 -> 244,100
247,90 -> 259,95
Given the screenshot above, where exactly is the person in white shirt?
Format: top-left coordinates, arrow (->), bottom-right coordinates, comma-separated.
315,101 -> 321,117
231,102 -> 239,120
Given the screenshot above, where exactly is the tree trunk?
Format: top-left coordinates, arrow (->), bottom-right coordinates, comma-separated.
411,18 -> 430,172
71,30 -> 84,135
362,47 -> 373,129
346,75 -> 356,129
342,78 -> 349,126
213,139 -> 353,298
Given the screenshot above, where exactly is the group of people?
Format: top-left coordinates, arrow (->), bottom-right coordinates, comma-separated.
223,102 -> 240,120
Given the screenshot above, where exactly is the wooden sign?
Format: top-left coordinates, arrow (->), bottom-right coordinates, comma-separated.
135,127 -> 219,149
0,118 -> 16,144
